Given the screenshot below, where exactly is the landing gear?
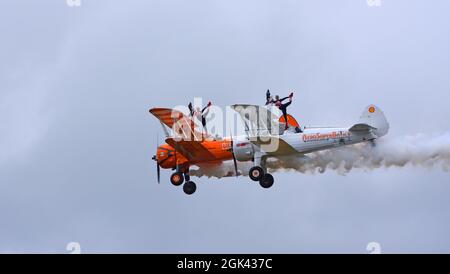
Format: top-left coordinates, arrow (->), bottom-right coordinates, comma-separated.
171,171 -> 196,195
170,172 -> 184,186
183,181 -> 197,195
249,166 -> 274,189
250,155 -> 274,189
249,166 -> 264,181
259,173 -> 274,189
165,164 -> 198,195
182,172 -> 196,195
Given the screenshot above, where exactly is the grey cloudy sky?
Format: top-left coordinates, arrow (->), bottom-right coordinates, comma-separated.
1,0 -> 450,253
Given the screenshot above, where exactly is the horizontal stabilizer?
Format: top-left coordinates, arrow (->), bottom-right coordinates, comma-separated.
349,123 -> 376,132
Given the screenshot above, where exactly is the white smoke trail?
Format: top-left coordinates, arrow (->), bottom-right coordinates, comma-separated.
190,162 -> 254,179
268,133 -> 450,175
191,132 -> 450,178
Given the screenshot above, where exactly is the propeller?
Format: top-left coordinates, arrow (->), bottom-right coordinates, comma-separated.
152,134 -> 161,184
152,154 -> 161,184
229,131 -> 239,177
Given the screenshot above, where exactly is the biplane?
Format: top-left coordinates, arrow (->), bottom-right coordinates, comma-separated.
150,104 -> 389,195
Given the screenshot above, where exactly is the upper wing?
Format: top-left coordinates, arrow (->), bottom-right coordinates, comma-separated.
230,104 -> 283,136
149,107 -> 209,141
231,104 -> 297,154
149,108 -> 185,129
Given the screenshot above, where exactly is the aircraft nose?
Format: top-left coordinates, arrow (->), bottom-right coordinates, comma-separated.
153,147 -> 166,163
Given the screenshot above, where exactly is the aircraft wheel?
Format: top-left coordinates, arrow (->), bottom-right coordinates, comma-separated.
259,174 -> 274,189
183,181 -> 196,195
249,166 -> 264,181
170,172 -> 184,186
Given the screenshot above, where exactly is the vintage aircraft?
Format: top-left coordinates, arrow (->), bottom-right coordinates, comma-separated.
150,104 -> 389,195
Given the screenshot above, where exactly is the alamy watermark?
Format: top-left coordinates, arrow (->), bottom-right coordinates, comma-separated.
367,0 -> 382,7
66,0 -> 81,7
367,242 -> 382,254
66,242 -> 81,254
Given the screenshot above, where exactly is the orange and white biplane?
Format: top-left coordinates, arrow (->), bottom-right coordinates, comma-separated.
150,104 -> 389,195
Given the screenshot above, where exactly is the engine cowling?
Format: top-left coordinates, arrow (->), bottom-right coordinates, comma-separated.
233,139 -> 254,162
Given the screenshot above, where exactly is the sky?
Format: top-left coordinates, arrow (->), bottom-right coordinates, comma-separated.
1,0 -> 450,253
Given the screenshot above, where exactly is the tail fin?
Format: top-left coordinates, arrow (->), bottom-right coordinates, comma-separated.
355,105 -> 389,137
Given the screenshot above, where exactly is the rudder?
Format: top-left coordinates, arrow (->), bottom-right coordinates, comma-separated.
358,105 -> 389,137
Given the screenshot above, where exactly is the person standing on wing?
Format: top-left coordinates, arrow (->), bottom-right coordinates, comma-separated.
188,102 -> 194,116
191,101 -> 212,135
265,89 -> 274,106
273,92 -> 294,130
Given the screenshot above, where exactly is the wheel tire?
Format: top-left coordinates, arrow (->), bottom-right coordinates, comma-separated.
259,174 -> 274,189
170,172 -> 184,186
249,166 -> 264,181
183,181 -> 197,195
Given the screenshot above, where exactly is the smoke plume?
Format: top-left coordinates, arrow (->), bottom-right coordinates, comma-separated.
191,132 -> 450,178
